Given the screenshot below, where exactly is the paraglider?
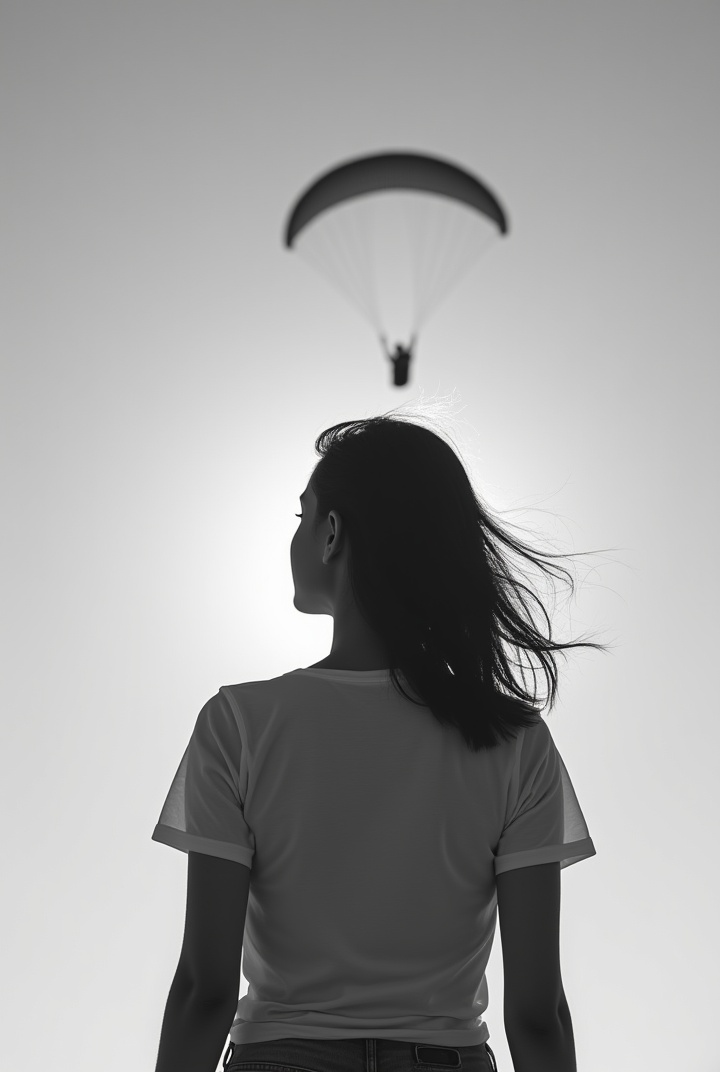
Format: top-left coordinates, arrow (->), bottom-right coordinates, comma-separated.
381,333 -> 416,387
283,151 -> 509,387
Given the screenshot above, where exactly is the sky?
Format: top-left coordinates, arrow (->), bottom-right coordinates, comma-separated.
2,3 -> 719,1070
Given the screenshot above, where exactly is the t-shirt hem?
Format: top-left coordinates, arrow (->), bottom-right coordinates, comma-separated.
151,824 -> 254,868
495,836 -> 596,874
229,1023 -> 490,1047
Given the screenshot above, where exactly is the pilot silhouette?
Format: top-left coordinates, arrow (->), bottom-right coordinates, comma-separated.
381,333 -> 417,387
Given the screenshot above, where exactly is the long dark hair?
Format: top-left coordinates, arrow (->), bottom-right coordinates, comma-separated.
309,403 -> 616,752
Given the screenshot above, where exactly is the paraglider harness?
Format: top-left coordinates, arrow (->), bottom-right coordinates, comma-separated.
381,333 -> 416,387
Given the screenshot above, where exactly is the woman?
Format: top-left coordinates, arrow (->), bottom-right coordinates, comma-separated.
152,410 -> 612,1072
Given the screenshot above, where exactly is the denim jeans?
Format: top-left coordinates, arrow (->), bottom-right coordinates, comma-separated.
222,1036 -> 498,1072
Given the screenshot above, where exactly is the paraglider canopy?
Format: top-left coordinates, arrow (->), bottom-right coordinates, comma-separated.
284,151 -> 508,248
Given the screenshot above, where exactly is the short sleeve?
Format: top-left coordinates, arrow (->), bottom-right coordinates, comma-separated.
494,718 -> 596,875
151,689 -> 255,868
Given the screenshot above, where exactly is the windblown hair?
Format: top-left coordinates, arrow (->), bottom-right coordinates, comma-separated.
310,405 -> 614,752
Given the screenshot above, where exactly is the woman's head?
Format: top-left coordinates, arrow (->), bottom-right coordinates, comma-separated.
296,406 -> 613,750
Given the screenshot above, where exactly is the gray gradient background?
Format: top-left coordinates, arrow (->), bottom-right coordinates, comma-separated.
2,3 -> 719,1070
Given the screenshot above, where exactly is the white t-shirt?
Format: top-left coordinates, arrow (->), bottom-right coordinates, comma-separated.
152,667 -> 596,1047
